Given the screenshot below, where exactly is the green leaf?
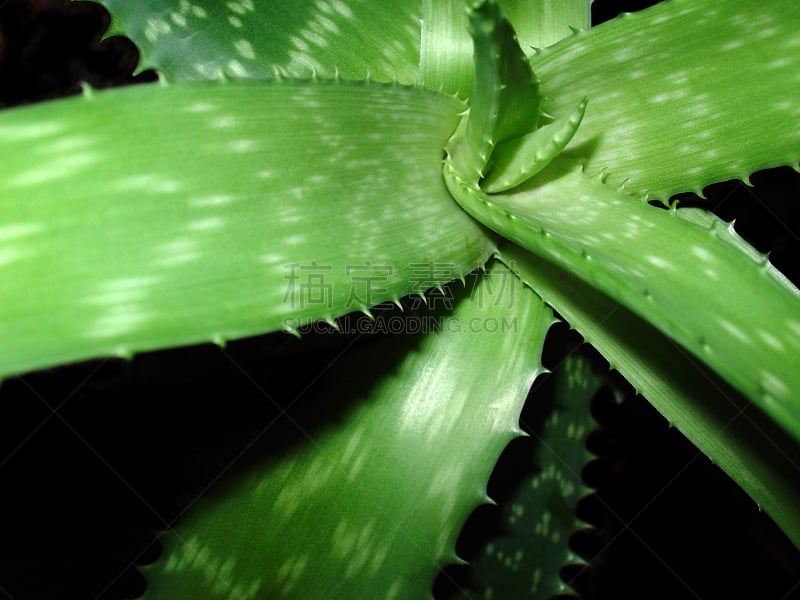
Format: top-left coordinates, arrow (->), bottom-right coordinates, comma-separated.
96,0 -> 591,90
142,264 -> 554,599
420,0 -> 476,96
530,0 -> 800,200
445,0 -> 541,185
483,96 -> 587,193
498,242 -> 800,550
463,352 -> 599,599
445,157 -> 800,442
419,0 -> 591,96
500,0 -> 591,52
0,79 -> 494,379
99,0 -> 423,83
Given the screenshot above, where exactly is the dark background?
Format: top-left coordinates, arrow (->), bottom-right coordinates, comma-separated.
1,1 -> 799,598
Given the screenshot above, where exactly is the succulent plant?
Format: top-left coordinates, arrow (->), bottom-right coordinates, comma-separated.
1,0 -> 798,598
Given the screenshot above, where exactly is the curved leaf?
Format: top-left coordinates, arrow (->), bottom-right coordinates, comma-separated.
530,0 -> 800,200
419,0 -> 591,95
0,79 -> 494,379
97,0 -> 591,90
445,157 -> 800,441
100,0 -> 423,83
498,241 -> 800,550
483,96 -> 586,193
420,0 -> 475,95
142,265 -> 554,599
462,352 -> 599,598
445,0 -> 542,185
502,0 -> 590,52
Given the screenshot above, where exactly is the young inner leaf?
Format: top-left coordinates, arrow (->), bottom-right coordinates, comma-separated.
445,0 -> 541,185
482,96 -> 587,193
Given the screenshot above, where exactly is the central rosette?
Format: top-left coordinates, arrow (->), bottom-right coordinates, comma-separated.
444,0 -> 586,201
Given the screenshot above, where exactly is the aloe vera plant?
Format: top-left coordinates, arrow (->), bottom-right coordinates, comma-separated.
1,0 -> 799,597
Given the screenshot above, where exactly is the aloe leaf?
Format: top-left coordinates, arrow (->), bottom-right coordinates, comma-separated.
500,0 -> 591,52
446,156 -> 800,441
462,352 -> 599,598
0,79 -> 494,379
483,96 -> 587,193
419,0 -> 591,95
142,264 -> 554,599
446,0 -> 542,185
98,0 -> 423,83
530,0 -> 800,200
420,0 -> 475,95
498,242 -> 800,550
95,0 -> 590,89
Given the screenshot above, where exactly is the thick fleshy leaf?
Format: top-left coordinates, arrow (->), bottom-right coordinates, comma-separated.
502,0 -> 590,51
142,265 -> 554,599
419,0 -> 591,95
483,96 -> 587,193
0,79 -> 494,379
100,0 -> 423,82
420,0 -> 476,95
462,352 -> 599,598
97,0 -> 591,89
530,0 -> 800,200
445,157 -> 800,441
498,242 -> 800,550
446,0 -> 541,185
